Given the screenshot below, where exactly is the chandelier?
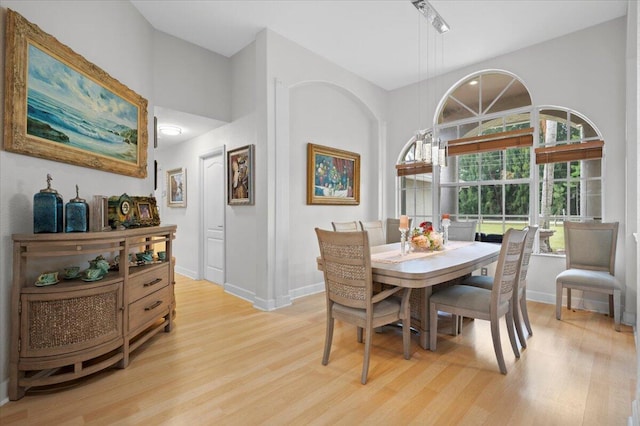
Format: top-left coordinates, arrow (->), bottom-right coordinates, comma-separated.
410,0 -> 449,169
414,130 -> 447,167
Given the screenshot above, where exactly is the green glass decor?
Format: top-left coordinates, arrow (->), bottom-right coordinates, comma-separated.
65,185 -> 89,232
33,174 -> 63,233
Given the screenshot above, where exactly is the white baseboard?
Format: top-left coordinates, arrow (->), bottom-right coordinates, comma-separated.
0,378 -> 8,406
289,282 -> 324,300
174,266 -> 197,280
223,282 -> 256,305
527,290 -> 633,326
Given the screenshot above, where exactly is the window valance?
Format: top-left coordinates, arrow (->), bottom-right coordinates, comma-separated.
534,140 -> 604,164
447,127 -> 534,156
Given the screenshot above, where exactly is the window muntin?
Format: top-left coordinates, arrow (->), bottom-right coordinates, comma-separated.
398,71 -> 603,255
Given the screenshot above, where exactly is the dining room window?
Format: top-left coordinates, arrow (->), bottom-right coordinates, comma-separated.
398,70 -> 604,255
534,108 -> 604,254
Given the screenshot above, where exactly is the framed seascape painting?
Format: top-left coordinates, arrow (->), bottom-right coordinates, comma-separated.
307,143 -> 360,205
167,168 -> 187,208
3,10 -> 148,178
227,145 -> 254,205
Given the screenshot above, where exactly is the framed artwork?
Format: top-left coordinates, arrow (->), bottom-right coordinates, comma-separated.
167,168 -> 187,207
3,10 -> 148,178
307,143 -> 360,205
227,145 -> 255,205
132,196 -> 160,227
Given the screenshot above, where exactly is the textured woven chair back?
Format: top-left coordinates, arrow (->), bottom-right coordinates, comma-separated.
518,226 -> 538,290
492,228 -> 527,306
359,220 -> 385,247
447,221 -> 477,241
385,218 -> 413,243
331,221 -> 359,232
564,221 -> 618,274
316,229 -> 371,309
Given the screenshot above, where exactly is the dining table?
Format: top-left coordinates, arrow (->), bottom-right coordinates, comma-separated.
317,240 -> 501,350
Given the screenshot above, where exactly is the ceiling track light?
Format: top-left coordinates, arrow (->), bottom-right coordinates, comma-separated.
412,0 -> 450,34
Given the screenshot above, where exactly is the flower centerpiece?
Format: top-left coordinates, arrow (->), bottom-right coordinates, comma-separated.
410,221 -> 444,252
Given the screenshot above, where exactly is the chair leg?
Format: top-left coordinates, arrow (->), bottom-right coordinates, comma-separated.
490,316 -> 507,375
513,298 -> 527,350
322,316 -> 334,365
361,325 -> 373,384
520,293 -> 533,336
429,302 -> 438,351
451,314 -> 459,336
567,288 -> 572,310
555,282 -> 563,320
506,309 -> 520,359
614,290 -> 621,332
608,294 -> 614,318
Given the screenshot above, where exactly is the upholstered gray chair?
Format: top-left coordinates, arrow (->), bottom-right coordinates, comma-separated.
315,228 -> 412,384
359,220 -> 386,246
556,221 -> 622,331
331,221 -> 358,232
385,218 -> 413,244
429,228 -> 527,374
462,226 -> 538,348
447,220 -> 477,241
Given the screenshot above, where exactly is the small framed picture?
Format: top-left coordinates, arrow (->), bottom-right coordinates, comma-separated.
132,196 -> 160,227
227,145 -> 255,205
167,167 -> 187,207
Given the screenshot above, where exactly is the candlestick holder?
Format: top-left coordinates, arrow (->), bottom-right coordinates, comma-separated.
400,228 -> 408,255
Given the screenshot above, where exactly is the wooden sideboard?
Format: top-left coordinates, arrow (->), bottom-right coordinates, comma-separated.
9,225 -> 177,400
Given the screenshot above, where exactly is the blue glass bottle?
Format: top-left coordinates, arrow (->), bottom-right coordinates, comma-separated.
65,185 -> 89,232
33,174 -> 63,233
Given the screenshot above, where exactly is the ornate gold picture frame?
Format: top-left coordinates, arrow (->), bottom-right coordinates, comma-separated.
307,143 -> 360,205
3,10 -> 148,178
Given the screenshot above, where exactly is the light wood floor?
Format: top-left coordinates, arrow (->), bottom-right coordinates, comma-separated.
1,275 -> 636,425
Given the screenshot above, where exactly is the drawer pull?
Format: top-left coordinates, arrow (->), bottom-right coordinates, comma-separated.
143,278 -> 163,287
145,300 -> 163,311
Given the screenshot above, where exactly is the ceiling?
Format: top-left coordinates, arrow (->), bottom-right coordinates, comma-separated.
134,0 -> 628,146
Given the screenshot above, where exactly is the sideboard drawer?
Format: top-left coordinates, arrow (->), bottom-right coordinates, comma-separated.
129,265 -> 169,303
128,285 -> 171,333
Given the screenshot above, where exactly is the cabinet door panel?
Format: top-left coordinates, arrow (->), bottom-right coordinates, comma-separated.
21,282 -> 123,358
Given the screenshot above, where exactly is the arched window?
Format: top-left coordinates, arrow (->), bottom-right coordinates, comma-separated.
397,70 -> 604,254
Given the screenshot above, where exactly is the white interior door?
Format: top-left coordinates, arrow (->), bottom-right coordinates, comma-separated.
203,152 -> 224,284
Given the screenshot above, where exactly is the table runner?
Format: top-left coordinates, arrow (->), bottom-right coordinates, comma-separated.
371,240 -> 475,264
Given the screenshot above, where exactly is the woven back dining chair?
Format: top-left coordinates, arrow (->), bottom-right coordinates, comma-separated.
462,226 -> 538,348
359,220 -> 386,246
331,221 -> 358,232
555,221 -> 623,331
315,228 -> 412,384
429,228 -> 527,374
447,221 -> 477,241
385,218 -> 413,244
